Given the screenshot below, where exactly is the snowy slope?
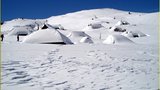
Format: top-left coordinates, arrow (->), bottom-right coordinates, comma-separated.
1,8 -> 159,90
47,8 -> 144,30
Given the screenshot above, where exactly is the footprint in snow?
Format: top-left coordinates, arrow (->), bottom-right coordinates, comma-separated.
122,58 -> 129,62
16,78 -> 32,84
21,64 -> 29,68
68,69 -> 77,73
87,50 -> 97,56
58,55 -> 63,59
51,49 -> 60,53
68,57 -> 76,59
75,85 -> 85,90
54,81 -> 68,86
47,49 -> 60,56
5,68 -> 16,71
13,71 -> 26,75
11,75 -> 28,80
2,61 -> 21,66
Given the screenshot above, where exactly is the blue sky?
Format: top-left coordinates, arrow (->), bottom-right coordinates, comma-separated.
2,0 -> 159,21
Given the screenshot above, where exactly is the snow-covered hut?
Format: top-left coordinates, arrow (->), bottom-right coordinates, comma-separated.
22,29 -> 72,44
103,34 -> 134,44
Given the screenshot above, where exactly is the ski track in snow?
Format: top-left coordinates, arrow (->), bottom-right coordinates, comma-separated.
2,46 -> 158,90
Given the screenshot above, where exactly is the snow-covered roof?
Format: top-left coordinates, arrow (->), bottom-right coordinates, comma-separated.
89,23 -> 103,29
1,19 -> 45,32
67,31 -> 91,38
115,20 -> 130,26
40,24 -> 65,30
109,26 -> 126,32
82,22 -> 103,31
7,26 -> 34,36
103,34 -> 134,44
67,31 -> 92,44
22,29 -> 72,44
80,37 -> 93,44
121,31 -> 147,38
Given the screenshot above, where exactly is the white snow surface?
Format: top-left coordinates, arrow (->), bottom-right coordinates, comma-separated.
22,29 -> 72,44
1,8 -> 159,90
103,34 -> 134,44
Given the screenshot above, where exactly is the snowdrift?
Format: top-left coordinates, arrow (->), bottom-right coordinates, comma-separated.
22,29 -> 72,44
122,31 -> 147,38
103,34 -> 134,44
